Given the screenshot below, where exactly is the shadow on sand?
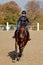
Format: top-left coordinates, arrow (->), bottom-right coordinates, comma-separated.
8,51 -> 22,62
8,51 -> 18,60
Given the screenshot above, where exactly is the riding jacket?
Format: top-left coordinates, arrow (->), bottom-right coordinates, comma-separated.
17,16 -> 30,30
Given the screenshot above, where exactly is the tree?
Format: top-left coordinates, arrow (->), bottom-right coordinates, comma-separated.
25,0 -> 42,23
0,1 -> 21,25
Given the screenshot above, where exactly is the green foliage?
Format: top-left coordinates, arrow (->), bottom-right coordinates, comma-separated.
4,14 -> 16,25
0,1 -> 21,25
25,0 -> 43,30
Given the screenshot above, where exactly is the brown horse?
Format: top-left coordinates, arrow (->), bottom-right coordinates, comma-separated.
14,26 -> 29,61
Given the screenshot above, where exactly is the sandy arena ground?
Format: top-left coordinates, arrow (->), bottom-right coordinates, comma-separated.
0,30 -> 43,65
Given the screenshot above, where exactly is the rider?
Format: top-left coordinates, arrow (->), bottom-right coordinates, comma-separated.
15,10 -> 31,40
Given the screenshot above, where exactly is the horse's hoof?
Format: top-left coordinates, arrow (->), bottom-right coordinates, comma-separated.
12,36 -> 15,38
28,38 -> 31,41
17,57 -> 20,61
29,39 -> 31,41
18,53 -> 22,57
12,60 -> 15,63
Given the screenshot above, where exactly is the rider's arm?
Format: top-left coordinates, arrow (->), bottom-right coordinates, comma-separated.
17,17 -> 21,25
26,17 -> 30,25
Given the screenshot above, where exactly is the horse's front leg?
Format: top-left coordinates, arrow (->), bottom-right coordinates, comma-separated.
15,40 -> 20,61
18,43 -> 24,57
12,40 -> 18,62
15,40 -> 17,52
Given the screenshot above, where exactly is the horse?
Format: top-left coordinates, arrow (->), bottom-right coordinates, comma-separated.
14,25 -> 29,61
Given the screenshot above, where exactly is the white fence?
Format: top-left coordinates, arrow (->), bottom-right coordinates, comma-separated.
0,22 -> 16,31
31,22 -> 43,31
0,22 -> 43,31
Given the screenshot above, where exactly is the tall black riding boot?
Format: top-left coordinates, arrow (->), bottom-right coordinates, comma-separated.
14,29 -> 18,38
27,31 -> 31,41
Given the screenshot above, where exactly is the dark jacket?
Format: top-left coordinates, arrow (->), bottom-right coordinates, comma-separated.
17,16 -> 29,26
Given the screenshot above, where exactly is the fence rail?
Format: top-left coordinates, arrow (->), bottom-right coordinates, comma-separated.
0,22 -> 43,31
32,23 -> 43,30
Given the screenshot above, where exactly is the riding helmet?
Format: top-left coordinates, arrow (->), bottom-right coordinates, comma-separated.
22,10 -> 26,14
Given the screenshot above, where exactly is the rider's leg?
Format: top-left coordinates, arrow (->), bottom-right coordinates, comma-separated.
26,25 -> 28,32
26,25 -> 31,40
17,24 -> 20,31
14,24 -> 20,38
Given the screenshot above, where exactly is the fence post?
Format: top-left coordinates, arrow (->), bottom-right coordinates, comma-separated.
6,22 -> 10,31
37,23 -> 39,31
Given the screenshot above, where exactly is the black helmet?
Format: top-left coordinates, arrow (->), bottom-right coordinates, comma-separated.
22,10 -> 26,14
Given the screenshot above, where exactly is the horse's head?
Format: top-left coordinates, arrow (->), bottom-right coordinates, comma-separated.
15,25 -> 28,45
20,27 -> 25,32
19,26 -> 26,39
